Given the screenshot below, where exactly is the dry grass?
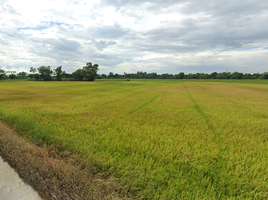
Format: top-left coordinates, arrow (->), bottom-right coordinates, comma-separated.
0,120 -> 128,200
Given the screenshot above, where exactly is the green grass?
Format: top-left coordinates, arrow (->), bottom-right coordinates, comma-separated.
0,79 -> 268,199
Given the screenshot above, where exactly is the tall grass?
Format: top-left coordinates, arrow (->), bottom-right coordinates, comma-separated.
0,79 -> 267,198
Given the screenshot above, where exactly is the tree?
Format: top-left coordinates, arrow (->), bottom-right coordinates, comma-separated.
38,66 -> 53,81
179,72 -> 185,79
101,74 -> 107,78
242,73 -> 252,79
34,74 -> 41,81
81,62 -> 99,81
261,72 -> 268,79
17,72 -> 27,79
54,66 -> 65,81
30,67 -> 40,81
0,69 -> 7,80
62,71 -> 66,79
30,67 -> 37,73
9,74 -> 16,79
217,72 -> 231,79
210,72 -> 218,79
108,72 -> 114,78
231,72 -> 243,79
72,69 -> 83,81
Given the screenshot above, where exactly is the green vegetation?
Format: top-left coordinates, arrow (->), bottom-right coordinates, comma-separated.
0,79 -> 267,199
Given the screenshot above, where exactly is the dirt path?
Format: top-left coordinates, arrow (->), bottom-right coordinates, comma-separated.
0,120 -> 127,200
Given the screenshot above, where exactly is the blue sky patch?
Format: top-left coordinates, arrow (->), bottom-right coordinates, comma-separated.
17,21 -> 70,31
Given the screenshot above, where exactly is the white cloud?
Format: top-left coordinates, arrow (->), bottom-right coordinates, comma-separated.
0,0 -> 268,74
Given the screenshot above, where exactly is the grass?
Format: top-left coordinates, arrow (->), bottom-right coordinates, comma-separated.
0,79 -> 268,199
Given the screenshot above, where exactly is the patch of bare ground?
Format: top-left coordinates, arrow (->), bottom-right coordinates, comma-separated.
0,119 -> 130,200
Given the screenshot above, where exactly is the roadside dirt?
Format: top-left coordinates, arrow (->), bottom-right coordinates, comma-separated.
0,119 -> 129,200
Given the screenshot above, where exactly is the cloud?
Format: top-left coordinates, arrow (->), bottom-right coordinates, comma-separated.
0,0 -> 268,74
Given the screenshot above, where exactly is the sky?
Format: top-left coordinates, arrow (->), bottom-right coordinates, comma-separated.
0,0 -> 268,75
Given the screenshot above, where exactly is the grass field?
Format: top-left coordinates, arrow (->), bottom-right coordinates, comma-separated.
0,79 -> 267,199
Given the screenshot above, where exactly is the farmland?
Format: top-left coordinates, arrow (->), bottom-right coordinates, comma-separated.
0,79 -> 267,199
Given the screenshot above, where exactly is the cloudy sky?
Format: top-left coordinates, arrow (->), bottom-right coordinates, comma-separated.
1,0 -> 268,75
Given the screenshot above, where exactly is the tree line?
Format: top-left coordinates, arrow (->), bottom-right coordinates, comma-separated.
1,66 -> 268,81
0,62 -> 99,81
102,71 -> 268,79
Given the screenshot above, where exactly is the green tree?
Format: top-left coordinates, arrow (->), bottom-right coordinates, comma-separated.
54,66 -> 65,81
30,67 -> 40,81
260,72 -> 268,79
62,71 -> 66,79
101,74 -> 107,78
72,69 -> 84,81
179,72 -> 185,79
30,67 -> 37,73
242,73 -> 252,79
17,72 -> 28,79
34,74 -> 41,81
81,62 -> 99,81
217,72 -> 231,79
231,72 -> 243,79
38,66 -> 53,81
210,72 -> 218,79
9,74 -> 16,79
0,69 -> 7,80
108,72 -> 114,78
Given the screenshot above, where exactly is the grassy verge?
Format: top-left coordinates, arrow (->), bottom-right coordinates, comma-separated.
0,120 -> 126,199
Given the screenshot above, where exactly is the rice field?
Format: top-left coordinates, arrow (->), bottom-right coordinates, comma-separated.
0,79 -> 267,199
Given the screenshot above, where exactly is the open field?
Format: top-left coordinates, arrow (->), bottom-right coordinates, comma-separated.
0,79 -> 268,199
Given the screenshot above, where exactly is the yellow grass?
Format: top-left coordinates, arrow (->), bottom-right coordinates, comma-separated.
0,79 -> 267,199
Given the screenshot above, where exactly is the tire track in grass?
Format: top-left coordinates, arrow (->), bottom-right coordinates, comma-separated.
128,92 -> 164,115
188,82 -> 268,197
91,82 -> 160,113
182,82 -> 230,196
194,83 -> 268,119
61,82 -> 155,115
183,82 -> 214,130
128,83 -> 174,115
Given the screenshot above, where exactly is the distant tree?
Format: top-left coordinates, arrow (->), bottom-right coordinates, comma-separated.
62,71 -> 66,79
95,74 -> 102,79
108,72 -> 114,78
54,66 -> 65,81
188,73 -> 195,79
101,74 -> 107,78
148,72 -> 157,79
17,72 -> 28,79
114,73 -> 120,78
30,67 -> 37,73
242,73 -> 252,79
252,73 -> 261,79
200,73 -> 210,79
210,72 -> 218,79
160,73 -> 169,79
72,69 -> 83,81
231,72 -> 243,79
34,74 -> 41,81
261,72 -> 268,79
81,62 -> 99,81
179,72 -> 185,79
0,69 -> 7,80
217,72 -> 231,79
29,67 -> 40,81
65,73 -> 72,78
9,74 -> 16,79
37,66 -> 53,81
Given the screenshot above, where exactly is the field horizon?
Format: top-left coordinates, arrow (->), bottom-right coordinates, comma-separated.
0,79 -> 267,199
